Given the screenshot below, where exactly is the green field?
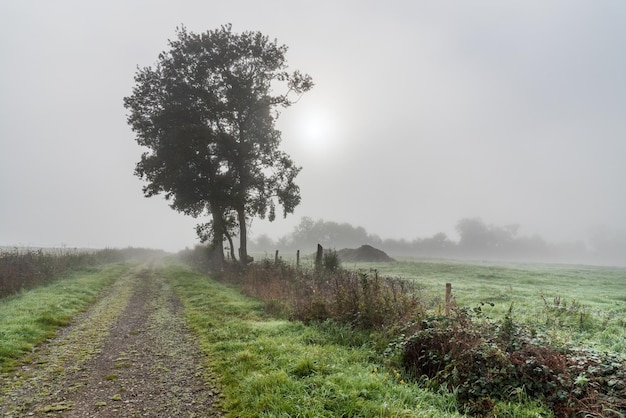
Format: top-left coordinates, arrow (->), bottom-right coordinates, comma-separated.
342,258 -> 626,354
2,257 -> 623,416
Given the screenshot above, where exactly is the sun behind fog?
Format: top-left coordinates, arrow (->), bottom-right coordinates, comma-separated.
296,109 -> 335,153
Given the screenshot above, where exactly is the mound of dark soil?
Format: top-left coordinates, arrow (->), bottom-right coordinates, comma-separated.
336,245 -> 395,263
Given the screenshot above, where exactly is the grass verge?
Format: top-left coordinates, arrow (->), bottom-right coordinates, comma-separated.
169,263 -> 551,417
0,263 -> 131,372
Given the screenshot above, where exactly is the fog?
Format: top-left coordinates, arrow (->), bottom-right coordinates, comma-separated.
1,1 -> 625,262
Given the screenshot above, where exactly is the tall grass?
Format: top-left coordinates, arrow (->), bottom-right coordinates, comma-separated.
218,259 -> 422,335
0,247 -> 163,299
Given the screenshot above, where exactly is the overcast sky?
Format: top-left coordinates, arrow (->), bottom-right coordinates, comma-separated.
1,1 -> 625,252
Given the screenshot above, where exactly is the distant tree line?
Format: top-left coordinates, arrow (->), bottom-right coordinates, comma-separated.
248,217 -> 625,266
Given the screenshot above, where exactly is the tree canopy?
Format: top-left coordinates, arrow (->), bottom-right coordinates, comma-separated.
124,24 -> 312,268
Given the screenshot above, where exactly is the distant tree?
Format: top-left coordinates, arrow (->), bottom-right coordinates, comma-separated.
284,217 -> 380,250
456,218 -> 491,254
430,232 -> 453,248
414,232 -> 456,256
124,25 -> 312,268
249,233 -> 276,253
455,218 -> 555,260
456,218 -> 517,255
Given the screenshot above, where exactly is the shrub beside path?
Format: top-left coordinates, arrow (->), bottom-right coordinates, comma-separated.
0,262 -> 222,417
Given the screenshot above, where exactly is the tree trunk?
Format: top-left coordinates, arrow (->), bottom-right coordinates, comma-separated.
237,207 -> 248,265
225,230 -> 237,262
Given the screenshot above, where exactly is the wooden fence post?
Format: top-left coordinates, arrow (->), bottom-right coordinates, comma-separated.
315,244 -> 323,270
445,283 -> 452,316
274,250 -> 279,264
296,250 -> 300,268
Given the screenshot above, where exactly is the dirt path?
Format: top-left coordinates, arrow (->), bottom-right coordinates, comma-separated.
0,262 -> 222,417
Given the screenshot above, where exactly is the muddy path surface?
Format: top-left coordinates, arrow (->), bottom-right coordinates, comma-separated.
0,262 -> 222,417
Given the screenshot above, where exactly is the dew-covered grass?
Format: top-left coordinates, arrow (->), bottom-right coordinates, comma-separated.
169,263 -> 552,417
348,258 -> 626,353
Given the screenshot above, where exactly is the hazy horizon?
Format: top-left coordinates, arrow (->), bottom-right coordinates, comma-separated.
2,1 -> 625,257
